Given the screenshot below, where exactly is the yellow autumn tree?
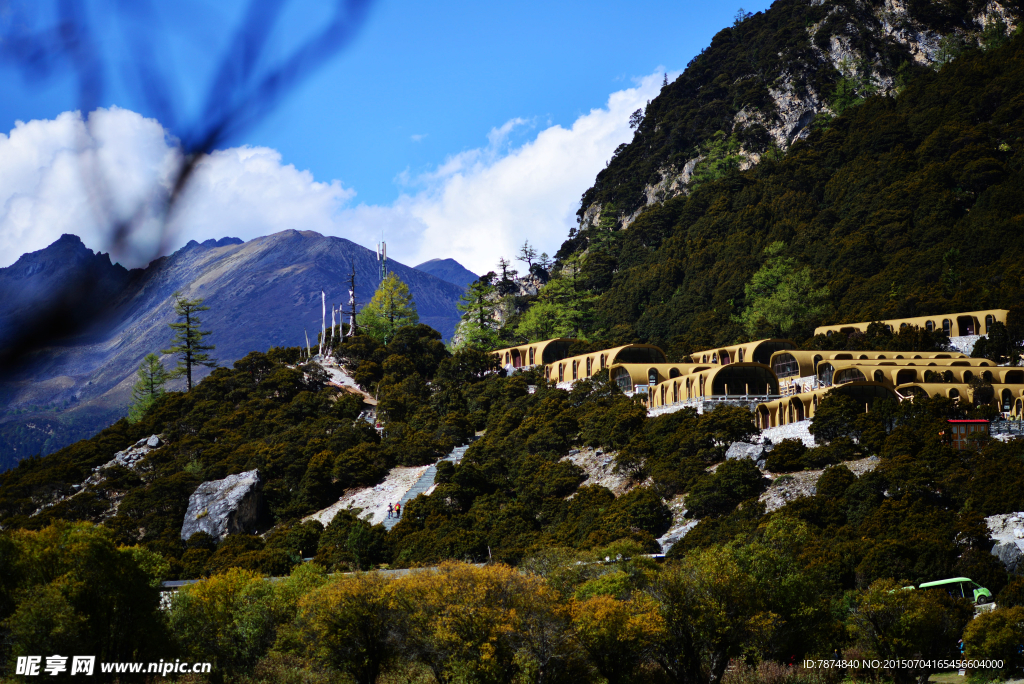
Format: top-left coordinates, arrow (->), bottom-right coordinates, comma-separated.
356,272 -> 418,343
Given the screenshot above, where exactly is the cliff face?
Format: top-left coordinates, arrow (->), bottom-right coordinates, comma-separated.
574,0 -> 1018,234
0,231 -> 465,468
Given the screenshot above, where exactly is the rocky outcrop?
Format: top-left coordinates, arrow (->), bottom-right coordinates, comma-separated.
181,470 -> 264,541
98,435 -> 163,471
759,456 -> 878,513
657,494 -> 697,553
987,512 -> 1024,573
726,441 -> 768,469
562,447 -> 633,496
993,541 -> 1024,574
578,1 -> 1016,234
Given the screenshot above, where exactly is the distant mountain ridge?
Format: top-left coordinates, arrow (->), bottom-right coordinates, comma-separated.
0,230 -> 465,469
414,258 -> 479,289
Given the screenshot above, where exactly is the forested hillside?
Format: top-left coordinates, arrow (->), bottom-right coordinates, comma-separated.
536,8 -> 1024,354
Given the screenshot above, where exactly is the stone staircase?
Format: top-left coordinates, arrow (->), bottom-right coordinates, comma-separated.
383,444 -> 470,530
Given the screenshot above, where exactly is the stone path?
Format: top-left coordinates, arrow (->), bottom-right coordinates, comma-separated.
383,445 -> 470,531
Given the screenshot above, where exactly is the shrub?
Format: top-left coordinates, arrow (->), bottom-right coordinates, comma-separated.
765,439 -> 807,473
686,459 -> 768,518
816,464 -> 856,500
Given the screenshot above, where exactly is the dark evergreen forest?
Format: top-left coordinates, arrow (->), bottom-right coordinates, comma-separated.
557,28 -> 1024,353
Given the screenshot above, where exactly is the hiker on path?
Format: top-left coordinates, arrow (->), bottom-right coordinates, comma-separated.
387,503 -> 393,519
395,501 -> 401,518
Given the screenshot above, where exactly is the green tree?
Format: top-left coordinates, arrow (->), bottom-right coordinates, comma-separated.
127,353 -> 168,423
964,605 -> 1024,677
455,274 -> 499,349
293,573 -> 406,684
356,273 -> 419,344
162,291 -> 217,391
808,393 -> 861,443
516,262 -> 598,341
2,522 -> 168,668
735,242 -> 830,338
655,519 -> 837,677
689,130 -> 745,188
167,568 -> 279,677
851,579 -> 973,684
517,240 -> 538,271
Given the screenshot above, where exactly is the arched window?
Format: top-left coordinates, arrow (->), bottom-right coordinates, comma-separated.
949,388 -> 960,399
986,315 -> 995,333
900,322 -> 908,329
878,355 -> 886,359
943,370 -> 954,382
712,353 -> 718,364
505,352 -> 510,364
874,370 -> 884,383
896,369 -> 916,385
702,355 -> 707,363
1002,389 -> 1013,411
859,354 -> 869,360
612,367 -> 632,393
586,358 -> 592,376
925,320 -> 934,332
834,368 -> 866,385
648,369 -> 658,386
771,353 -> 800,379
983,370 -> 993,382
673,383 -> 678,403
600,355 -> 607,369
529,348 -> 535,365
827,330 -> 833,337
670,368 -> 680,378
942,319 -> 951,335
686,379 -> 691,400
738,349 -> 745,362
558,364 -> 565,382
964,370 -> 974,383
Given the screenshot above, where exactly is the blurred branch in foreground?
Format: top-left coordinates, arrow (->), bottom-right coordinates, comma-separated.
0,0 -> 373,373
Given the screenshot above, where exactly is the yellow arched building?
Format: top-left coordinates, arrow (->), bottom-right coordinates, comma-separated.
647,363 -> 780,409
547,344 -> 667,385
493,338 -> 576,369
687,339 -> 796,365
814,309 -> 1008,337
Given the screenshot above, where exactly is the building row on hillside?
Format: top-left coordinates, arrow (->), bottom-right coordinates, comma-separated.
814,309 -> 1007,338
491,308 -> 1022,426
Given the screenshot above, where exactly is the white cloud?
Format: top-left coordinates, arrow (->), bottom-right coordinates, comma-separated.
0,70 -> 669,275
0,107 -> 354,268
340,71 -> 668,274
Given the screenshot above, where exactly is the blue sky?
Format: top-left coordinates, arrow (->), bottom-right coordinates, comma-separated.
0,0 -> 775,274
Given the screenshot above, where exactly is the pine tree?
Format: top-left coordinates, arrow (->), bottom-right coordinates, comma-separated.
517,241 -> 538,271
455,273 -> 499,349
356,273 -> 418,344
162,291 -> 217,391
128,353 -> 168,423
